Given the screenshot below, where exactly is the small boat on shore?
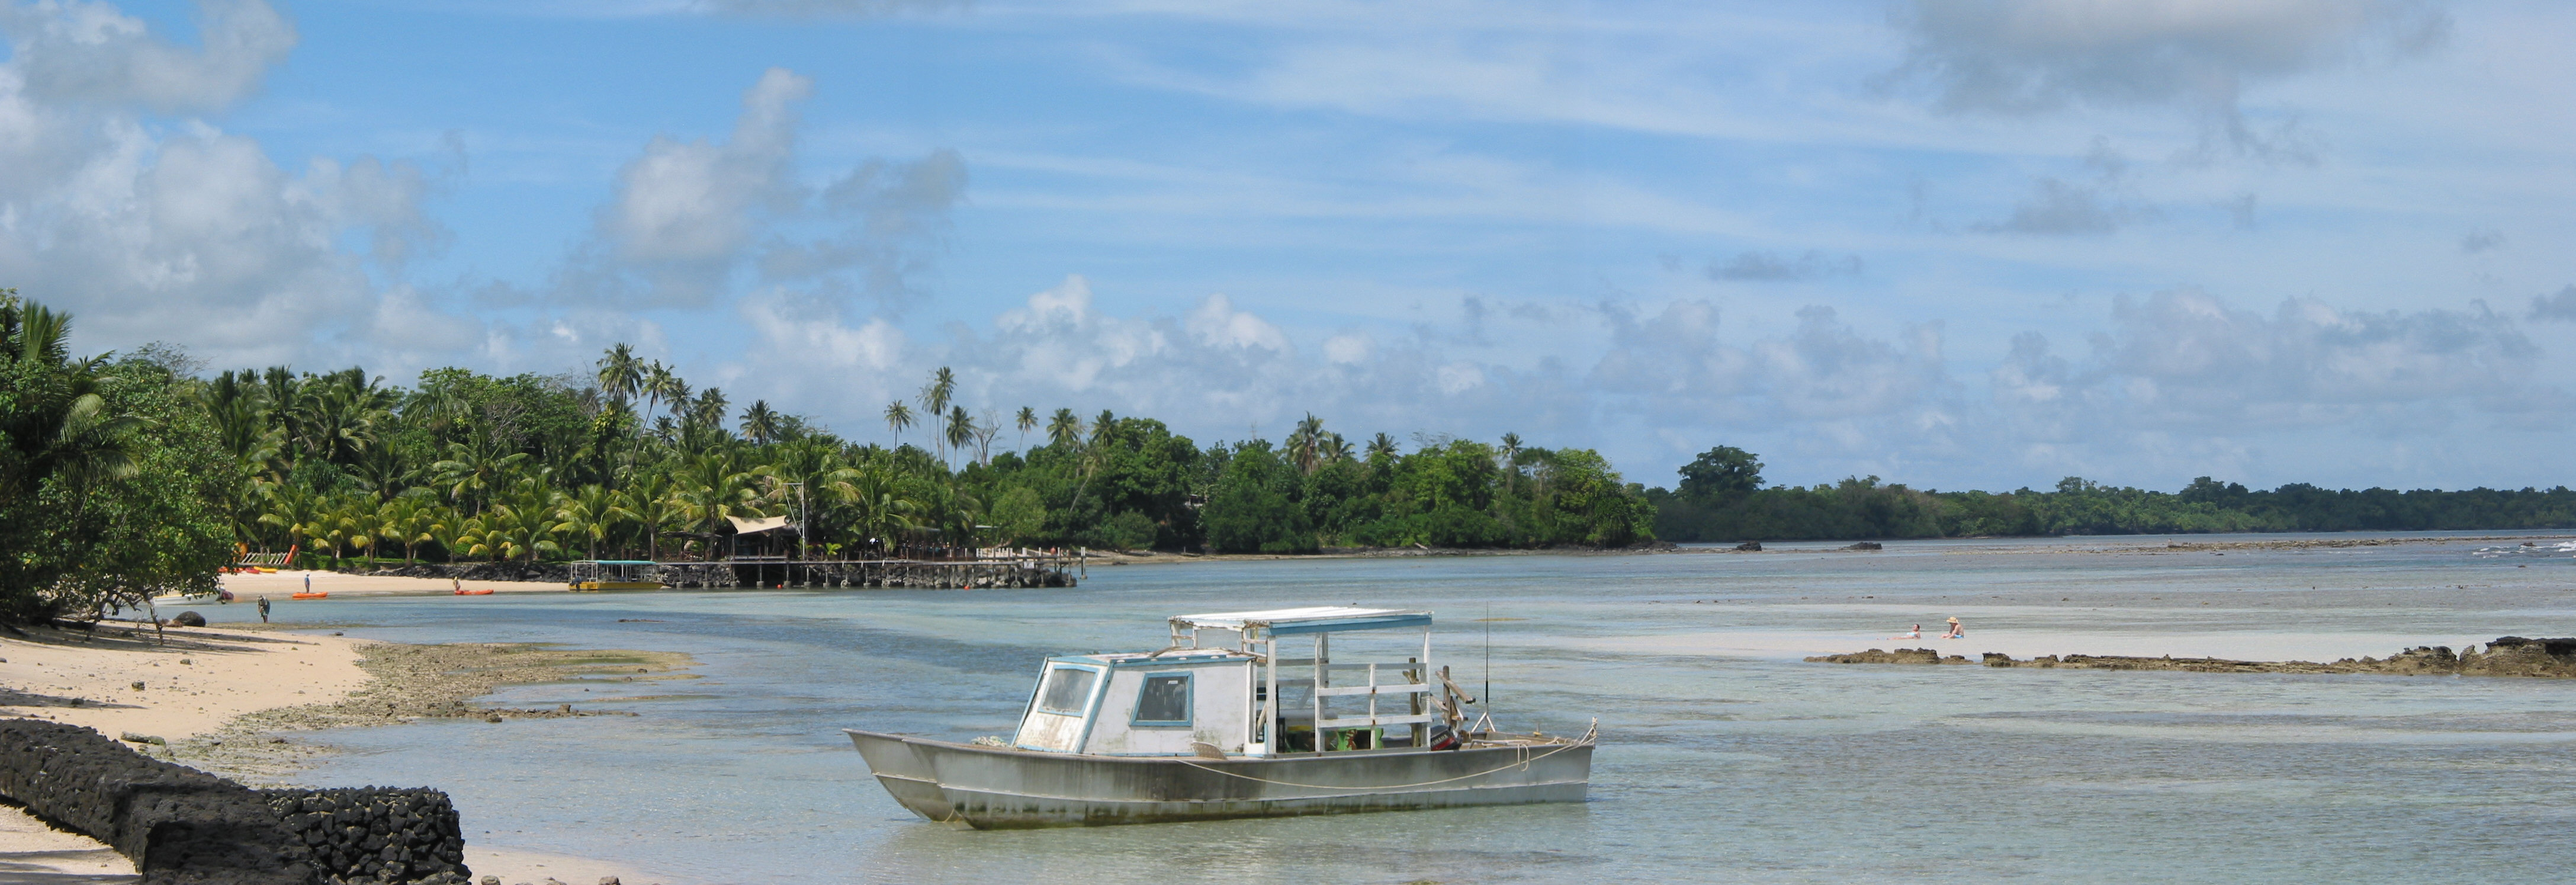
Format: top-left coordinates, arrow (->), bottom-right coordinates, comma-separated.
844,606 -> 1595,829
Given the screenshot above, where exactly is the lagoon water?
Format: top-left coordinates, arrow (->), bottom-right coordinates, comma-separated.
230,533 -> 2576,883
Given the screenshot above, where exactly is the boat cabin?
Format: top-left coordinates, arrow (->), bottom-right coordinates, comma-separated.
567,560 -> 664,591
1010,607 -> 1451,758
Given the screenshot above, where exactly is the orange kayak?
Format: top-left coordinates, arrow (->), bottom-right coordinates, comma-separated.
453,589 -> 493,595
291,592 -> 327,599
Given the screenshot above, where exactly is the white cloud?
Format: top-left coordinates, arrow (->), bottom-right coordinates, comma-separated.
1996,287 -> 2552,437
1,0 -> 295,114
1881,0 -> 2446,159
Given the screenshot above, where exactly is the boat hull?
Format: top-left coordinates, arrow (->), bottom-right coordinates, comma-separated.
843,729 -> 1592,829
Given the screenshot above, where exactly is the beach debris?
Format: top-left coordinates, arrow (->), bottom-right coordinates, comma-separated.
179,658 -> 192,665
118,732 -> 167,745
487,715 -> 505,723
481,877 -> 502,885
130,681 -> 144,690
601,878 -> 623,885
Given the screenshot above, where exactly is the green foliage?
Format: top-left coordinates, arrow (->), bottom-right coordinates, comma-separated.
1650,449 -> 2576,541
0,294 -> 237,623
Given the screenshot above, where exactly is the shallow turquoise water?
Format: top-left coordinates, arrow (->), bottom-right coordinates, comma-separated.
223,533 -> 2576,883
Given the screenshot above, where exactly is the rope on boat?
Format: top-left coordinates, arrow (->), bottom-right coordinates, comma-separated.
1174,720 -> 1597,791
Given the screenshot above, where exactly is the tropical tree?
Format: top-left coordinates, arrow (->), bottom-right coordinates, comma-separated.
1045,408 -> 1083,450
883,401 -> 914,448
741,399 -> 780,446
1014,406 -> 1037,451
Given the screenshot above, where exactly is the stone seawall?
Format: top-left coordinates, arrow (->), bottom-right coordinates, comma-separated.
0,719 -> 467,884
1809,636 -> 2576,678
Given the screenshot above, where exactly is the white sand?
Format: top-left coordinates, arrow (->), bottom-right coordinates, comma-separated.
1,626 -> 369,742
219,568 -> 564,599
2,623 -> 662,883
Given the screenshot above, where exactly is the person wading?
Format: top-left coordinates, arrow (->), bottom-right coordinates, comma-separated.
257,595 -> 271,624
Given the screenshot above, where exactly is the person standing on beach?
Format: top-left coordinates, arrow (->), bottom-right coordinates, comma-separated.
257,595 -> 271,623
303,573 -> 311,595
1942,617 -> 1963,639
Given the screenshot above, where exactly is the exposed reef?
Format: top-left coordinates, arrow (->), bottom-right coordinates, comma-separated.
1807,636 -> 2576,678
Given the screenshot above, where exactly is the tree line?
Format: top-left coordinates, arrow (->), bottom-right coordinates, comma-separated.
1647,446 -> 2576,541
0,294 -> 1657,622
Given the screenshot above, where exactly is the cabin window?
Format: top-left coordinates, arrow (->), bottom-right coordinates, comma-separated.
1038,666 -> 1099,714
1131,673 -> 1192,726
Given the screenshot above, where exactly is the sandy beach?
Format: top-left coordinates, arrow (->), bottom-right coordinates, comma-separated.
219,569 -> 566,598
0,620 -> 680,883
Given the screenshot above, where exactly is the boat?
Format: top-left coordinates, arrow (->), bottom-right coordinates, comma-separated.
452,589 -> 493,595
290,592 -> 327,599
843,606 -> 1595,829
568,560 -> 664,591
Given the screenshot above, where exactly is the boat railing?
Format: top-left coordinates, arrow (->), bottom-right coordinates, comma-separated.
1314,661 -> 1438,730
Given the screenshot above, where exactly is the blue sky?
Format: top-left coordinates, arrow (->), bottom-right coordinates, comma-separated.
4,0 -> 2573,492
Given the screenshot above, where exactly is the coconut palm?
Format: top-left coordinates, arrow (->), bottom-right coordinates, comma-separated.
918,367 -> 956,461
554,484 -> 632,560
1288,412 -> 1326,474
828,461 -> 920,557
596,344 -> 643,406
1366,432 -> 1399,462
883,401 -> 914,448
1045,408 -> 1084,450
617,473 -> 682,561
740,399 -> 781,446
1014,406 -> 1037,450
943,406 -> 975,469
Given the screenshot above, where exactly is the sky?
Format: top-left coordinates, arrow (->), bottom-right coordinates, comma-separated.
2,0 -> 2572,492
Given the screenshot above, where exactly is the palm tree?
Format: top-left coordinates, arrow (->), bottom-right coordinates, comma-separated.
1499,432 -> 1523,466
740,400 -> 780,446
1366,432 -> 1399,461
1321,432 -> 1353,465
883,401 -> 914,448
918,367 -> 956,461
618,473 -> 682,560
598,344 -> 643,405
1045,408 -> 1084,450
1015,406 -> 1037,451
828,460 -> 919,557
943,406 -> 975,469
1289,412 -> 1326,474
554,484 -> 632,560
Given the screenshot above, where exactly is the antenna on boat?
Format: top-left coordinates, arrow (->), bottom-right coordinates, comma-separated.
1482,602 -> 1492,722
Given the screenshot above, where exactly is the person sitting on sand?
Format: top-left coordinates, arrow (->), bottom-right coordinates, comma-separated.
1890,623 -> 1921,640
1942,617 -> 1963,639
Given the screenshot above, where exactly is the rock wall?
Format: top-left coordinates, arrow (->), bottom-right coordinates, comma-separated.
0,719 -> 469,885
263,788 -> 468,885
1809,636 -> 2576,678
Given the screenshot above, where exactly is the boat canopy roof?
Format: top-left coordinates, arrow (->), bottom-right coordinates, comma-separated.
1171,606 -> 1431,636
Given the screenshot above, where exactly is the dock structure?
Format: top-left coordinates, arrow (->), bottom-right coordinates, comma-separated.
641,552 -> 1081,590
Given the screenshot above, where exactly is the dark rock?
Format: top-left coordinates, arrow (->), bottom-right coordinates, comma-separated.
173,611 -> 207,627
1844,541 -> 1883,551
1733,541 -> 1762,551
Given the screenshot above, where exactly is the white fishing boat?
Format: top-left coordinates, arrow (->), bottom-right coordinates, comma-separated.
844,606 -> 1595,828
